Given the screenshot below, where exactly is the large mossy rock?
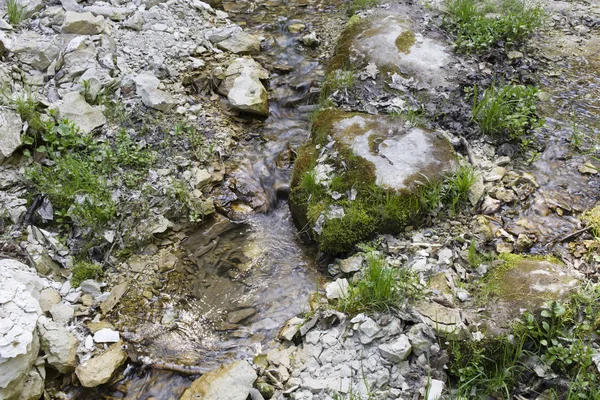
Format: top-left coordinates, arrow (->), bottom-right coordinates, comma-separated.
477,255 -> 582,333
289,110 -> 457,255
331,14 -> 455,89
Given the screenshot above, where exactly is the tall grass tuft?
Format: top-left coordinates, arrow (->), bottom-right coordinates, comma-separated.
6,0 -> 26,26
443,0 -> 544,54
472,83 -> 542,141
337,249 -> 419,314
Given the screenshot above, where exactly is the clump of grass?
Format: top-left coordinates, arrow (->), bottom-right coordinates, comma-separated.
71,261 -> 103,288
337,249 -> 419,314
447,282 -> 600,399
472,83 -> 542,141
320,69 -> 355,104
26,119 -> 156,230
6,0 -> 26,26
443,0 -> 544,54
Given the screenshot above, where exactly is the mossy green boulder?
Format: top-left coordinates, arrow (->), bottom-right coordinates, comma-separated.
289,109 -> 458,255
330,14 -> 455,89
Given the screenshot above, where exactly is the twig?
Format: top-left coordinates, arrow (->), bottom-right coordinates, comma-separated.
558,226 -> 591,243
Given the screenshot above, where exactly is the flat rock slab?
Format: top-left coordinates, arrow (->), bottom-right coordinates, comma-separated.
491,257 -> 581,310
56,92 -> 106,134
331,113 -> 456,190
337,15 -> 455,89
180,360 -> 257,400
75,341 -> 127,387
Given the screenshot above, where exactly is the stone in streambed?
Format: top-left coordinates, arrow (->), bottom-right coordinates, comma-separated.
75,341 -> 127,387
227,71 -> 269,116
179,360 -> 257,400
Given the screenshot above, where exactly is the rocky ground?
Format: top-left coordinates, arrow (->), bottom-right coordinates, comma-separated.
1,0 -> 600,399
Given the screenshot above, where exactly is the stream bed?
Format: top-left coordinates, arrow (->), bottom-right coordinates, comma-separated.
75,1 -> 343,398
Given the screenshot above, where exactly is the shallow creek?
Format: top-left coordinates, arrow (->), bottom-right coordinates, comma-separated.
74,1 -> 341,398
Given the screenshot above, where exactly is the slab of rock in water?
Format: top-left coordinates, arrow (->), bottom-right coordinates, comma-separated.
332,113 -> 456,190
75,341 -> 128,387
180,360 -> 257,400
333,15 -> 455,90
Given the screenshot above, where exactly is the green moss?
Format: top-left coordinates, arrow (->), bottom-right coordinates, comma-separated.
581,205 -> 600,237
482,254 -> 567,304
319,204 -> 376,254
71,261 -> 103,288
395,30 -> 415,53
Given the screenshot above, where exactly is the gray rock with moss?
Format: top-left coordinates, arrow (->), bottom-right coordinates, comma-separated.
289,110 -> 457,254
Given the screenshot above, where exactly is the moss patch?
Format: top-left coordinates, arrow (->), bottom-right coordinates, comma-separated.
395,30 -> 415,54
484,254 -> 578,309
581,204 -> 600,237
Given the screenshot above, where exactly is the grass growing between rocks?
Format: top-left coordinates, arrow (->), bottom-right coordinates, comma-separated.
290,109 -> 475,255
26,120 -> 156,230
320,69 -> 356,103
471,83 -> 543,142
442,0 -> 544,54
446,282 -> 600,399
337,249 -> 420,314
6,0 -> 26,26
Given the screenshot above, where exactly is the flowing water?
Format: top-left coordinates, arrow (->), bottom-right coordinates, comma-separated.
75,1 -> 342,398
504,33 -> 600,253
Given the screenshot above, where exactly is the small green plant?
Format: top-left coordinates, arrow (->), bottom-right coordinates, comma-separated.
337,249 -> 419,314
447,282 -> 600,399
321,69 -> 355,101
581,205 -> 600,238
6,0 -> 26,26
71,261 -> 103,287
443,0 -> 544,54
467,239 -> 494,268
472,83 -> 542,141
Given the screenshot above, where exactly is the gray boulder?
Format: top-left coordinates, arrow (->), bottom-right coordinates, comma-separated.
134,71 -> 177,112
217,31 -> 260,54
227,72 -> 269,116
217,57 -> 269,96
9,32 -> 59,71
61,11 -> 105,35
0,260 -> 44,400
56,92 -> 106,134
0,110 -> 22,161
180,360 -> 257,400
140,87 -> 177,112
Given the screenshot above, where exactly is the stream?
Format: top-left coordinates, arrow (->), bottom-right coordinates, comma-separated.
72,1 -> 342,398
66,1 -> 600,398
